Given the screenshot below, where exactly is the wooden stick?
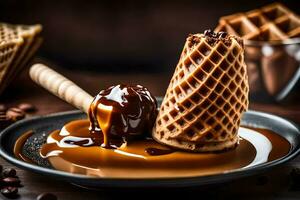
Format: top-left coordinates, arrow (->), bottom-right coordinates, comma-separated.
29,63 -> 93,113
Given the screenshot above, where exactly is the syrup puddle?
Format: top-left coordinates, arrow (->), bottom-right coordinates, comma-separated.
14,119 -> 290,178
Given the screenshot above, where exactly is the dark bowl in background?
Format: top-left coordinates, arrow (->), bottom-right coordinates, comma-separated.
1,0 -> 300,103
245,38 -> 300,102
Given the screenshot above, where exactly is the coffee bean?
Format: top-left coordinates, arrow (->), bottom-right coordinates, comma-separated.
1,186 -> 18,198
18,103 -> 36,113
0,104 -> 7,112
0,113 -> 8,120
37,193 -> 57,200
6,108 -> 25,121
2,177 -> 20,186
3,168 -> 17,178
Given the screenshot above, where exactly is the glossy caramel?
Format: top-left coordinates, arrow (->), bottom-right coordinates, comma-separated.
14,119 -> 290,178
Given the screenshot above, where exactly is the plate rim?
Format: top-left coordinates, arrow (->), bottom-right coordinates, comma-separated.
0,109 -> 299,187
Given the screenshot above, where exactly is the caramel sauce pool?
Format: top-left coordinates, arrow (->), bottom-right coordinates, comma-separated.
14,119 -> 290,178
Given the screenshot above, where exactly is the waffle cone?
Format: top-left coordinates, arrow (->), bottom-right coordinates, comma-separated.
152,32 -> 249,152
0,24 -> 24,89
0,23 -> 42,94
0,25 -> 42,94
215,3 -> 300,41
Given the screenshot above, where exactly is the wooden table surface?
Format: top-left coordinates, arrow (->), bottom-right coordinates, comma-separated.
1,61 -> 300,200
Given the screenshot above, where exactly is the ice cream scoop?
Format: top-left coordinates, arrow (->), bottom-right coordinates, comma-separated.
29,64 -> 157,148
89,84 -> 157,148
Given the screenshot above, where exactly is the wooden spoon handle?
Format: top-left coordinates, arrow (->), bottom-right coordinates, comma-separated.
29,63 -> 93,113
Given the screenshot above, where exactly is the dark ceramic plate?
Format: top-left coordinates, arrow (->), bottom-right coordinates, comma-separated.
0,109 -> 299,188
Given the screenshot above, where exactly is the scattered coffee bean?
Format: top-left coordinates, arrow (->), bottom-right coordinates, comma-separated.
37,193 -> 57,200
6,108 -> 25,121
18,103 -> 36,113
0,104 -> 7,112
0,167 -> 21,198
0,112 -> 7,119
2,177 -> 20,186
1,187 -> 18,198
3,168 -> 16,178
0,103 -> 34,129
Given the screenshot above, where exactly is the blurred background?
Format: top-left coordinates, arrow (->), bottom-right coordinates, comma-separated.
1,0 -> 299,73
0,0 -> 300,104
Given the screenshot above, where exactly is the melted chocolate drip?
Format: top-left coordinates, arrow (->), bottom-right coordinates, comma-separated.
64,139 -> 91,146
64,135 -> 123,149
188,29 -> 243,48
88,84 -> 158,149
203,29 -> 233,46
145,147 -> 175,156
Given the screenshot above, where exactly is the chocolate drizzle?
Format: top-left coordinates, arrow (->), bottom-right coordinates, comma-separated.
88,84 -> 158,149
204,29 -> 232,46
188,29 -> 244,48
145,147 -> 175,156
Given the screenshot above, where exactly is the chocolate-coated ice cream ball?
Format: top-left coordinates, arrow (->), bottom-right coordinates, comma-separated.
89,84 -> 157,148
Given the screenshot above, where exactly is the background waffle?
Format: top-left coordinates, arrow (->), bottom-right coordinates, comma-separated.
0,23 -> 42,95
153,32 -> 249,152
215,3 -> 300,41
0,24 -> 24,92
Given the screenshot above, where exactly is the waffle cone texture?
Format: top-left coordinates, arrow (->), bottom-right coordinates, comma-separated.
152,33 -> 249,152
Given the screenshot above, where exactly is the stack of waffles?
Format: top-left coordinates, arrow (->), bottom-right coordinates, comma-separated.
152,30 -> 249,152
215,3 -> 300,41
0,23 -> 42,94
